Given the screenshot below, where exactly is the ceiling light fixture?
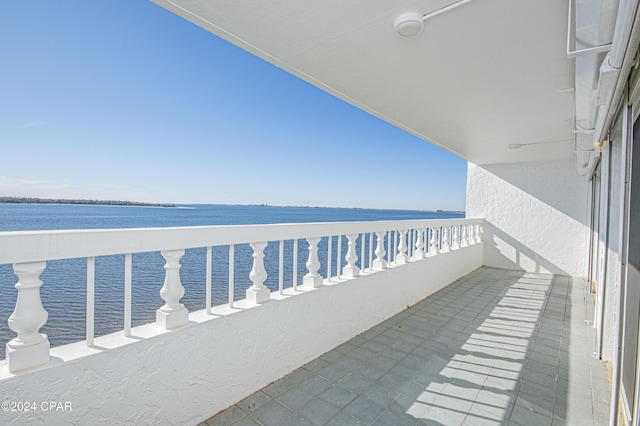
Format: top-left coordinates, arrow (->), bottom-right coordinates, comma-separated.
393,12 -> 424,37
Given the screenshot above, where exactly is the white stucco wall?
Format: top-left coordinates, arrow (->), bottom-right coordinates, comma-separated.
466,160 -> 589,277
0,244 -> 482,425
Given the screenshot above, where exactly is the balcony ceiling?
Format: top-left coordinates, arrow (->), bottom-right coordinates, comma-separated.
152,0 -> 575,165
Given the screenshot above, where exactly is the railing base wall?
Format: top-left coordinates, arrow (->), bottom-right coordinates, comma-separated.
0,243 -> 483,425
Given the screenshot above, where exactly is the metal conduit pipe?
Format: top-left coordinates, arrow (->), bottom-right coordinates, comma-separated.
611,0 -> 640,66
567,0 -> 614,58
394,1 -> 479,38
422,0 -> 477,21
594,0 -> 640,147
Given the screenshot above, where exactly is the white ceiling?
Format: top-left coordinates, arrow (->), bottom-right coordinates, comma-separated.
152,0 -> 576,165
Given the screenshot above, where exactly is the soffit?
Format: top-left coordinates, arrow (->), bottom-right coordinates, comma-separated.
152,0 -> 575,165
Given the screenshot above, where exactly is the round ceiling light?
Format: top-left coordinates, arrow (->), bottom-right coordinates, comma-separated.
393,12 -> 424,37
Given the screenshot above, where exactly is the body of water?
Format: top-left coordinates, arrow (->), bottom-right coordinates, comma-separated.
0,203 -> 462,354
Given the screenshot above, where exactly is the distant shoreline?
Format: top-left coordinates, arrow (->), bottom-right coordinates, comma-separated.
240,203 -> 464,215
0,197 -> 464,214
0,197 -> 176,208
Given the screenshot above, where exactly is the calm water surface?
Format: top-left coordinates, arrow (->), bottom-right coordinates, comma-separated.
0,204 -> 462,355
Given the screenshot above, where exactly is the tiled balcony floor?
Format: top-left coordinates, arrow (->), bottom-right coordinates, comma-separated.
201,267 -> 610,426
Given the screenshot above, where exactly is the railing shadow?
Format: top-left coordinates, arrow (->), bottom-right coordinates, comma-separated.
483,223 -> 571,275
363,267 -> 578,424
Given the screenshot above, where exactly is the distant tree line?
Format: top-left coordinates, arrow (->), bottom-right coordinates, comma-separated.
0,196 -> 176,208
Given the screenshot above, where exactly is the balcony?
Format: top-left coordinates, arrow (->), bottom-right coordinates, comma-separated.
201,267 -> 610,425
0,217 -> 610,425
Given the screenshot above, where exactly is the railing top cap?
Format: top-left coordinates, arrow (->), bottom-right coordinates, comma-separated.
0,217 -> 482,234
0,218 -> 483,264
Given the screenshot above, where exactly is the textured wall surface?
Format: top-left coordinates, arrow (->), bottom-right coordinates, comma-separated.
0,245 -> 482,425
467,160 -> 589,277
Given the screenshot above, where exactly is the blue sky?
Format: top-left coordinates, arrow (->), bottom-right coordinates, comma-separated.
0,1 -> 467,211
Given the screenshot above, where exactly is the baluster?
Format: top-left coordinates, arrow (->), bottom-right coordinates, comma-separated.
442,227 -> 450,252
206,246 -> 212,314
6,261 -> 50,372
279,240 -> 284,294
247,242 -> 270,303
478,223 -> 484,241
229,244 -> 235,308
461,225 -> 468,247
396,230 -> 409,264
156,249 -> 188,329
303,237 -> 323,288
124,253 -> 132,337
407,229 -> 415,258
392,231 -> 396,263
452,226 -> 459,250
472,224 -> 478,243
337,235 -> 342,277
293,239 -> 299,290
327,236 -> 333,282
372,232 -> 387,270
342,234 -> 360,278
86,257 -> 95,347
429,227 -> 439,255
368,233 -> 374,272
414,228 -> 426,259
360,233 -> 365,271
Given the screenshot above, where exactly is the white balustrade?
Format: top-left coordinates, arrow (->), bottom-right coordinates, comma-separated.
342,234 -> 360,278
303,237 -> 323,288
6,261 -> 50,372
372,232 -> 387,270
157,249 -> 188,329
396,230 -> 409,264
0,217 -> 484,369
247,242 -> 270,303
414,228 -> 426,259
